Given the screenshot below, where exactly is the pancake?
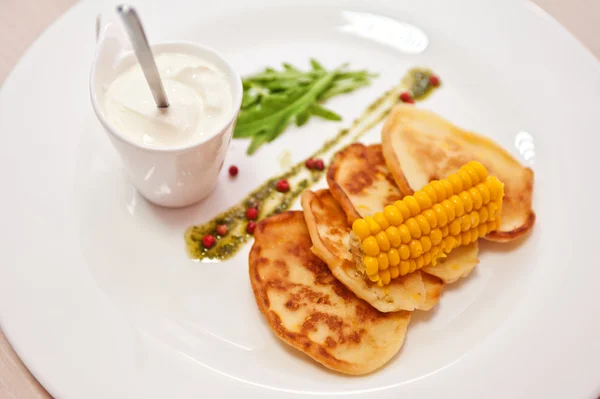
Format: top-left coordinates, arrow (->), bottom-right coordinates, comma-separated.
327,143 -> 403,223
249,211 -> 411,375
301,189 -> 444,312
381,104 -> 535,242
421,242 -> 480,284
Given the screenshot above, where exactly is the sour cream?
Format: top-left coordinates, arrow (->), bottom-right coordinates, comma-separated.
104,53 -> 233,148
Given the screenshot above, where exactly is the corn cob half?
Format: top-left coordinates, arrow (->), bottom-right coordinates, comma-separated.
351,161 -> 504,286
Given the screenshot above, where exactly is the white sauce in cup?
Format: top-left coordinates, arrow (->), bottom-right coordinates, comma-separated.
104,53 -> 233,148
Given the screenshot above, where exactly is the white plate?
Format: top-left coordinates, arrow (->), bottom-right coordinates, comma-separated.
1,0 -> 599,397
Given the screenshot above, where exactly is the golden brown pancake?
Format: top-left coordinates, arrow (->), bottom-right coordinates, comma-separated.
301,189 -> 444,312
381,104 -> 535,242
249,211 -> 411,375
327,143 -> 403,223
421,242 -> 480,284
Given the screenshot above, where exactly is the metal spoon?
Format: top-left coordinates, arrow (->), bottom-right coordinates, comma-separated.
116,4 -> 169,108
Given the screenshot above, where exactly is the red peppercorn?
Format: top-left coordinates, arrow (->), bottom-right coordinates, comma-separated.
202,235 -> 216,249
400,91 -> 415,103
315,159 -> 325,171
246,207 -> 258,220
276,179 -> 290,192
305,158 -> 316,169
216,224 -> 228,236
246,221 -> 257,234
228,165 -> 238,177
429,74 -> 441,87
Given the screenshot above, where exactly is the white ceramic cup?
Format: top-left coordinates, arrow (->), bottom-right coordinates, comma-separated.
91,36 -> 242,208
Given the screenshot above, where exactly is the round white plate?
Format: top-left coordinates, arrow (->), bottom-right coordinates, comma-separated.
1,0 -> 599,397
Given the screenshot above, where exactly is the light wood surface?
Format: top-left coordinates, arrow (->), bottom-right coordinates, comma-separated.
0,0 -> 598,397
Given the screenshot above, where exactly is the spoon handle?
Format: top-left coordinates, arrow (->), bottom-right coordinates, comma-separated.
117,4 -> 170,108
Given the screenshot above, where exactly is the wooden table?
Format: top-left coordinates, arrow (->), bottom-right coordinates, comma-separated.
0,0 -> 598,397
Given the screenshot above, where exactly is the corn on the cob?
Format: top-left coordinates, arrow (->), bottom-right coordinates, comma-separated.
351,161 -> 504,286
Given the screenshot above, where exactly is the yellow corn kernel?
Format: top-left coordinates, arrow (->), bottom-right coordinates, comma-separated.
390,266 -> 400,279
457,170 -> 473,191
430,228 -> 443,245
470,228 -> 479,243
422,185 -> 437,203
409,240 -> 423,258
469,161 -> 488,182
461,231 -> 472,245
405,217 -> 422,239
414,191 -> 432,211
495,218 -> 502,229
385,226 -> 402,247
460,214 -> 472,232
376,231 -> 391,252
421,236 -> 432,252
364,256 -> 379,275
364,216 -> 381,234
384,205 -> 403,226
373,212 -> 390,230
471,211 -> 480,228
352,219 -> 371,241
442,199 -> 456,221
423,209 -> 438,229
488,201 -> 499,220
464,163 -> 481,185
476,182 -> 491,205
379,269 -> 391,285
432,203 -> 448,227
441,225 -> 449,237
399,244 -> 410,260
450,194 -> 465,217
398,224 -> 412,244
423,252 -> 432,267
393,200 -> 411,221
448,174 -> 463,194
478,224 -> 488,237
460,191 -> 473,212
404,196 -> 421,216
408,259 -> 417,273
429,180 -> 447,201
469,187 -> 483,210
368,273 -> 379,282
415,256 -> 424,269
441,179 -> 454,198
388,248 -> 400,266
377,252 -> 389,270
400,260 -> 410,275
480,206 -> 489,223
430,245 -> 441,259
449,219 -> 461,236
454,233 -> 462,246
487,176 -> 503,201
362,236 -> 380,256
415,215 -> 431,235
443,236 -> 456,252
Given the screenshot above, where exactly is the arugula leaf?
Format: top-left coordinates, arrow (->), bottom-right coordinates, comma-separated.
310,103 -> 341,121
234,60 -> 376,154
295,108 -> 311,127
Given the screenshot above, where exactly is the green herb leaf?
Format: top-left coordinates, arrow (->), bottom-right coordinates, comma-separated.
234,61 -> 376,154
310,103 -> 341,121
295,108 -> 311,126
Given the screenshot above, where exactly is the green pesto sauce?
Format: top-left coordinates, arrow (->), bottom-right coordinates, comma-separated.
185,68 -> 439,260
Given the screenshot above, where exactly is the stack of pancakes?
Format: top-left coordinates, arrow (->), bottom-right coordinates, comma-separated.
249,105 -> 535,375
